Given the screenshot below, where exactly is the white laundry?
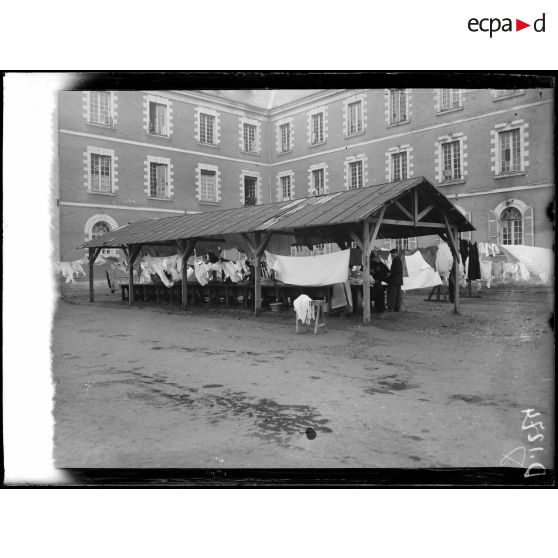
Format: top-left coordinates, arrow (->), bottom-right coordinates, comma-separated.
56,260 -> 88,283
141,256 -> 174,287
402,251 -> 442,291
331,281 -> 353,310
194,260 -> 210,286
265,249 -> 350,286
500,245 -> 553,284
293,294 -> 315,325
435,242 -> 454,278
224,261 -> 241,282
480,260 -> 493,288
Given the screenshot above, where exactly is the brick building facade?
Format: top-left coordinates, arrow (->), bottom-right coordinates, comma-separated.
57,88 -> 554,261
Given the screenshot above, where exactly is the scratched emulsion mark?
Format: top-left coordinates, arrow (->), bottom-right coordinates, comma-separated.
500,408 -> 547,478
124,374 -> 332,447
364,374 -> 419,395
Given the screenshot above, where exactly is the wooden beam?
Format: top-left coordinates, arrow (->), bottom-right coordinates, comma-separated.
349,229 -> 363,251
362,221 -> 371,324
366,206 -> 385,257
127,245 -> 142,306
370,217 -> 446,229
254,230 -> 273,257
441,214 -> 460,315
413,189 -> 419,225
394,200 -> 414,221
177,239 -> 197,310
241,233 -> 255,253
88,247 -> 102,303
417,204 -> 435,222
253,231 -> 262,317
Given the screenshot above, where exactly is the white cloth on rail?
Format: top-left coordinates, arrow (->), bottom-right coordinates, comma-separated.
331,281 -> 353,310
194,260 -> 210,286
55,261 -> 87,283
293,294 -> 315,325
500,245 -> 552,284
402,251 -> 442,291
265,249 -> 350,286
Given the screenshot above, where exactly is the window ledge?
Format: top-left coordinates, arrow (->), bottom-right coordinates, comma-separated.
88,191 -> 116,196
494,171 -> 527,179
344,130 -> 366,139
492,92 -> 525,102
86,121 -> 116,129
386,120 -> 410,129
240,150 -> 260,156
146,132 -> 172,140
147,196 -> 173,202
277,149 -> 293,156
438,179 -> 466,186
308,141 -> 327,148
436,106 -> 464,116
197,141 -> 220,148
198,200 -> 221,205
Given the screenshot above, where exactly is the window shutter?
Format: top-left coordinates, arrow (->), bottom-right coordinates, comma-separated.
488,210 -> 499,244
523,205 -> 534,246
408,237 -> 417,250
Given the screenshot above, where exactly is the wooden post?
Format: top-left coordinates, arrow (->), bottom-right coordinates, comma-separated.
177,239 -> 197,310
442,213 -> 460,315
453,227 -> 460,315
88,247 -> 101,303
362,207 -> 385,324
362,221 -> 371,323
127,245 -> 142,306
254,232 -> 262,316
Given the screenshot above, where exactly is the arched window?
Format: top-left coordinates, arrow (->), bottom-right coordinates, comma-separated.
84,214 -> 119,257
500,206 -> 523,245
91,221 -> 111,238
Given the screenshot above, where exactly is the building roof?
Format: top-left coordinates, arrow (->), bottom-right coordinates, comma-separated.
80,177 -> 474,249
199,89 -> 326,110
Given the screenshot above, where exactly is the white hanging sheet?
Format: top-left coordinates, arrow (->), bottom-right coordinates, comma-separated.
499,245 -> 553,284
265,249 -> 350,286
402,251 -> 442,291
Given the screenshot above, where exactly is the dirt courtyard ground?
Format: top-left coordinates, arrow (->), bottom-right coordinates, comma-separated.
52,288 -> 554,470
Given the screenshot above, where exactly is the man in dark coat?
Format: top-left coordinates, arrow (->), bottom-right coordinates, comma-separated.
387,248 -> 403,312
370,253 -> 390,312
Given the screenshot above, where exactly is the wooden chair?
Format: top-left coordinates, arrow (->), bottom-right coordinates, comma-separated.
295,299 -> 328,335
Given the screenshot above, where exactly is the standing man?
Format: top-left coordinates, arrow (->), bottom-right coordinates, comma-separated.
370,253 -> 390,313
387,248 -> 403,312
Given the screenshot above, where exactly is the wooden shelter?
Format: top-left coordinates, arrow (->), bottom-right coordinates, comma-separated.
80,177 -> 474,321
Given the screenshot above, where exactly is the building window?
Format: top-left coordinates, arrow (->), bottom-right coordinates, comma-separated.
243,123 -> 257,152
149,161 -> 169,198
349,160 -> 363,189
499,129 -> 521,174
200,170 -> 217,202
492,89 -> 525,100
85,214 -> 119,257
91,221 -> 112,255
312,168 -> 325,195
442,141 -> 461,181
386,237 -> 417,250
149,100 -> 168,136
389,89 -> 407,124
501,207 -> 523,245
281,175 -> 292,200
90,153 -> 112,193
347,100 -> 363,135
440,89 -> 462,111
244,176 -> 258,205
279,123 -> 291,152
200,113 -> 215,144
89,92 -> 113,125
311,112 -> 324,144
391,152 -> 408,181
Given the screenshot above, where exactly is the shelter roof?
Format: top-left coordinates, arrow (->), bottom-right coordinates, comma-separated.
80,177 -> 474,249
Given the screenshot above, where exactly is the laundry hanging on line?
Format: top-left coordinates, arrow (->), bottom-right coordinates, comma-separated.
265,249 -> 350,286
